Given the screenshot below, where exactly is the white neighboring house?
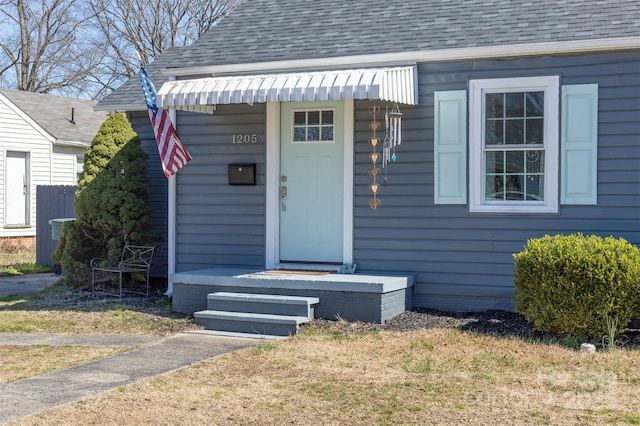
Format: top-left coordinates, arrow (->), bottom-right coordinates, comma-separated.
0,89 -> 107,245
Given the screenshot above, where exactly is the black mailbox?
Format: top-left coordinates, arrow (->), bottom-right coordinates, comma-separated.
228,163 -> 256,185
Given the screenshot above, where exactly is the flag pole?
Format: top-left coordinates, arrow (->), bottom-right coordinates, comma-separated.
136,50 -> 191,298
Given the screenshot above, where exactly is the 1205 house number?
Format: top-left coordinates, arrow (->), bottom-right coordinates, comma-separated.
232,134 -> 259,144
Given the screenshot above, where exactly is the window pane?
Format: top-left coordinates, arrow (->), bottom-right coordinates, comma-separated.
307,126 -> 319,141
321,110 -> 334,125
486,93 -> 504,118
506,151 -> 524,173
321,126 -> 334,141
293,127 -> 306,141
294,112 -> 306,126
526,175 -> 544,200
525,150 -> 544,173
505,93 -> 524,117
308,111 -> 320,125
486,151 -> 503,174
506,175 -> 524,200
505,119 -> 525,144
486,175 -> 504,200
486,120 -> 504,144
526,92 -> 544,117
526,118 -> 544,144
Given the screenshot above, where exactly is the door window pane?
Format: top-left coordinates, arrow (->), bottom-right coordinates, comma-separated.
292,109 -> 335,143
321,110 -> 333,125
307,126 -> 319,141
321,126 -> 334,141
294,127 -> 306,141
294,112 -> 306,126
308,111 -> 320,125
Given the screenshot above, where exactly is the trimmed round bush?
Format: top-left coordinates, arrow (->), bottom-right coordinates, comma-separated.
514,234 -> 640,338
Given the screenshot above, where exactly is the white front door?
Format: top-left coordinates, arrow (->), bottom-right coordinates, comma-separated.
6,151 -> 29,226
279,102 -> 344,263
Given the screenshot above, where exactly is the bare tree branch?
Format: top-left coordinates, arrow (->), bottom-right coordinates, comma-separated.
87,0 -> 241,92
0,0 -> 241,97
0,0 -> 104,95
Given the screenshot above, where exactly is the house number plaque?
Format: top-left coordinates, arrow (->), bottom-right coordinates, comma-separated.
232,134 -> 259,144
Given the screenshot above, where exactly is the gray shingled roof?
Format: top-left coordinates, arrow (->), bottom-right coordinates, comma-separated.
1,90 -> 108,147
97,0 -> 640,110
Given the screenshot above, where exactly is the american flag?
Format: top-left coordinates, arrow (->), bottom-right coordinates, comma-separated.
139,66 -> 192,178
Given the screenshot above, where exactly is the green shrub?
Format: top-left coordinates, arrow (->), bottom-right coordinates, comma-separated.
52,113 -> 157,285
514,234 -> 640,338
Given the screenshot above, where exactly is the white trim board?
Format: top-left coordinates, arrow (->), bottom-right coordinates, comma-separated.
162,37 -> 640,77
265,102 -> 280,269
265,100 -> 354,269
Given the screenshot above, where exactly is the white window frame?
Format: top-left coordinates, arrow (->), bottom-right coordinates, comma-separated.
469,75 -> 560,213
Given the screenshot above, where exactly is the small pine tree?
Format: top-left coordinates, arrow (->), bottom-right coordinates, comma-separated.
53,113 -> 156,283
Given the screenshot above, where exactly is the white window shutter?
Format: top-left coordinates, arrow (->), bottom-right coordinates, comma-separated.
561,84 -> 598,205
434,90 -> 467,204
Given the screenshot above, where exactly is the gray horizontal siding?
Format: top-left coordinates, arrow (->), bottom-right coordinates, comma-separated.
129,112 -> 169,277
139,50 -> 638,313
174,104 -> 266,271
354,50 -> 640,312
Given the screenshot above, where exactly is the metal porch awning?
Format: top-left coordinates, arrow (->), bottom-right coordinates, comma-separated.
156,66 -> 417,113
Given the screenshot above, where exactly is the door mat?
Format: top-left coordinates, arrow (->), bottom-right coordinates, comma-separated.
264,269 -> 334,275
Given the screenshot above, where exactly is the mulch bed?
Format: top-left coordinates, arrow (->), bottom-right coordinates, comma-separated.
307,308 -> 640,349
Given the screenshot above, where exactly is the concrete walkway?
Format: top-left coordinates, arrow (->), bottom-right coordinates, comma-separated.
0,274 -> 260,424
0,272 -> 62,298
0,332 -> 258,424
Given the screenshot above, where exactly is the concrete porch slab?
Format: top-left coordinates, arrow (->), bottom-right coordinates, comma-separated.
172,267 -> 413,293
171,267 -> 414,324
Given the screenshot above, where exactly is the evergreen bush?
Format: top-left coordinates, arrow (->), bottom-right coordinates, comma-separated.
52,113 -> 156,284
514,234 -> 640,338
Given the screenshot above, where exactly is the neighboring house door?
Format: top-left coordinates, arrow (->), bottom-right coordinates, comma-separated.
6,151 -> 29,226
279,101 -> 344,263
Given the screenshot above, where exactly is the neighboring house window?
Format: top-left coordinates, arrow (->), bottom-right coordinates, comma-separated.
469,76 -> 559,213
76,156 -> 84,184
292,109 -> 335,142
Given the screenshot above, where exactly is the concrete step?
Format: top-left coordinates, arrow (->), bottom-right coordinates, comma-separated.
207,292 -> 319,318
194,310 -> 311,337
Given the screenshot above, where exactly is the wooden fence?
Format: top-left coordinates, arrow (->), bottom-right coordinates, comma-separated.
35,185 -> 76,267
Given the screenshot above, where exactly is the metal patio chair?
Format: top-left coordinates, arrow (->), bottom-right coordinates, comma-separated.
91,245 -> 155,297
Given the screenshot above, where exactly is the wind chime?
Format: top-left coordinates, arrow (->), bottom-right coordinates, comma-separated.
369,101 -> 403,209
368,103 -> 381,209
